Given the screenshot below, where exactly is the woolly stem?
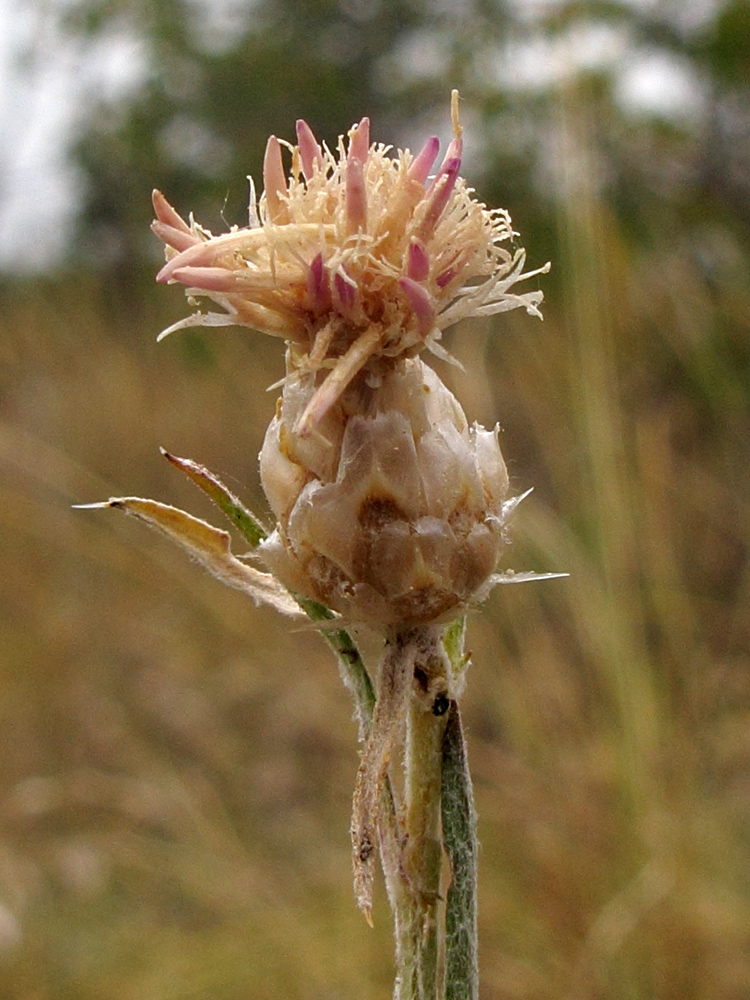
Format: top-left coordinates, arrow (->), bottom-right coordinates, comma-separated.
397,679 -> 448,1000
394,620 -> 478,1000
441,701 -> 478,1000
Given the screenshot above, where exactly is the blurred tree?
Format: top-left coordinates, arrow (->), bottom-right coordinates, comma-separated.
61,0 -> 464,269
56,0 -> 750,276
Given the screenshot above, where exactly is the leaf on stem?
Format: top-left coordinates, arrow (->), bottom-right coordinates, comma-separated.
161,449 -> 269,547
351,630 -> 418,923
80,496 -> 301,618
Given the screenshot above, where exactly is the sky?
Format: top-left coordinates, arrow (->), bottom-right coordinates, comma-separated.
0,0 -> 146,272
0,0 -> 80,270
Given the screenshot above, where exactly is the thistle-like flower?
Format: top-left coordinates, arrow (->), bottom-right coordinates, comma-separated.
149,91 -> 551,633
88,95 -> 561,956
152,91 -> 549,439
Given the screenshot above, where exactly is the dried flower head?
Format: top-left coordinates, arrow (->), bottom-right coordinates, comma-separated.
259,356 -> 511,626
153,91 -> 549,437
86,95 -> 562,948
144,92 -> 561,635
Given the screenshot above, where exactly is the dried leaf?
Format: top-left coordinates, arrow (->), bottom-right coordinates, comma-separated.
80,497 -> 302,618
489,570 -> 570,586
351,630 -> 418,922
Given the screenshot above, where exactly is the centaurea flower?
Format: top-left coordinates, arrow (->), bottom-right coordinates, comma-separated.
153,91 -> 549,437
84,93 -> 561,998
150,92 -> 552,634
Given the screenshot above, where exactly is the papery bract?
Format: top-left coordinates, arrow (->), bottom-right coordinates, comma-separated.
258,357 -> 510,627
153,92 -> 549,436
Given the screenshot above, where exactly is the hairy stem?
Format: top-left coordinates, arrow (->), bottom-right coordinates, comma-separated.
304,608 -> 477,1000
398,683 -> 449,1000
441,701 -> 478,1000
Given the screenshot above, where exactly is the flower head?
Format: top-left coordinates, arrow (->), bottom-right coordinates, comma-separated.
153,91 -> 549,437
145,93 -> 560,633
84,92 -> 560,950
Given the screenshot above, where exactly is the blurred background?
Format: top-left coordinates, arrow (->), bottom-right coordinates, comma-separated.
1,0 -> 749,997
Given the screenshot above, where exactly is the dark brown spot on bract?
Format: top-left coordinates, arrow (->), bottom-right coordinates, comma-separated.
358,496 -> 407,531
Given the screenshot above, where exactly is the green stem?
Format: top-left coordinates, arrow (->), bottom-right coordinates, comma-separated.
441,701 -> 478,1000
162,451 -> 379,736
297,598 -> 376,737
399,690 -> 448,1000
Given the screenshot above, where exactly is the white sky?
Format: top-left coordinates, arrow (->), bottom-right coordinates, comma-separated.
0,1 -> 80,270
0,0 -> 147,271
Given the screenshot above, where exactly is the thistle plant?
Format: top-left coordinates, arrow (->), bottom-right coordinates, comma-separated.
80,91 -> 560,1000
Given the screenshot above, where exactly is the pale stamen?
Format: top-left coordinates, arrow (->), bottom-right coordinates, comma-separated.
425,137 -> 463,195
296,119 -> 324,179
406,238 -> 430,282
416,157 -> 461,243
333,270 -> 360,319
263,135 -> 289,223
346,154 -> 367,236
152,189 -> 193,236
306,252 -> 330,314
151,221 -> 199,254
399,277 -> 436,338
407,136 -> 440,186
348,117 -> 370,164
156,241 -> 220,283
295,325 -> 382,437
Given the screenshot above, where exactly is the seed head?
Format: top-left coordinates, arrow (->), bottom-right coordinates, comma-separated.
258,356 -> 510,627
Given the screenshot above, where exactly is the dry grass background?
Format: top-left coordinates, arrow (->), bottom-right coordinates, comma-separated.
1,121 -> 749,998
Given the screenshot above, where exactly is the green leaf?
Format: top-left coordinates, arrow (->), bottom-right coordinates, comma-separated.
161,449 -> 268,547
